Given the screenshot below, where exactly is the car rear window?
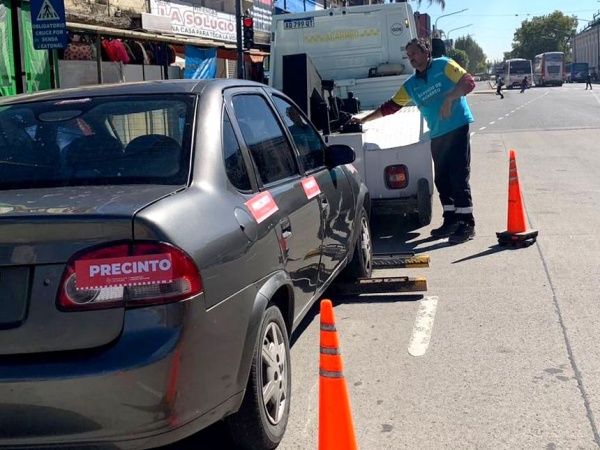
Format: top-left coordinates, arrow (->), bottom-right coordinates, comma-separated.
0,94 -> 195,189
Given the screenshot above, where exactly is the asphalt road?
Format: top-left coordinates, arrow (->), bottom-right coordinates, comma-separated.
169,81 -> 600,449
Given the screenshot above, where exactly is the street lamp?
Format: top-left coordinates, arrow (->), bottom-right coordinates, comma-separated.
433,8 -> 468,38
446,24 -> 473,40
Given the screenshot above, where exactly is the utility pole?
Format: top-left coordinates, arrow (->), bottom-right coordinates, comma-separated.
235,0 -> 244,79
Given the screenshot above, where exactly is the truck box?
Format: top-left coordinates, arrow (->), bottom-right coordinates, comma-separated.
269,2 -> 433,225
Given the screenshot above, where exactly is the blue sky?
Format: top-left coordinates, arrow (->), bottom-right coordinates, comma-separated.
410,0 -> 600,62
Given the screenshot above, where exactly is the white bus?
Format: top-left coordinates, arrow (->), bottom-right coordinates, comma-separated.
503,58 -> 533,88
533,52 -> 565,87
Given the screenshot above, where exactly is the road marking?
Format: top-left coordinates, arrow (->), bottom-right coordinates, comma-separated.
408,296 -> 439,357
478,126 -> 486,131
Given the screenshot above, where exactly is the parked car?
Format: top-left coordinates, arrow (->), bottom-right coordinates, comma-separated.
0,79 -> 372,449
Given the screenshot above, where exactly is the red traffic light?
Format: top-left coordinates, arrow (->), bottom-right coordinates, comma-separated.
243,16 -> 254,28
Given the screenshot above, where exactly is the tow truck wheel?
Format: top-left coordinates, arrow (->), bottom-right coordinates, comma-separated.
227,305 -> 291,450
415,178 -> 432,227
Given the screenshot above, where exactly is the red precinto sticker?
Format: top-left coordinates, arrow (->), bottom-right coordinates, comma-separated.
301,176 -> 321,199
75,253 -> 173,290
245,191 -> 279,224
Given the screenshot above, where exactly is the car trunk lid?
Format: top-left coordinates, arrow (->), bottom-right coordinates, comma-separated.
0,185 -> 182,355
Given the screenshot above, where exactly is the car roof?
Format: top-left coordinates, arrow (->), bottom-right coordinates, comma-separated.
0,79 -> 271,105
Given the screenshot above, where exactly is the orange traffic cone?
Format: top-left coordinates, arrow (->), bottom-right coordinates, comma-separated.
319,299 -> 358,450
496,149 -> 538,247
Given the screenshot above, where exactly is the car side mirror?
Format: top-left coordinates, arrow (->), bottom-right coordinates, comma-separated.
325,144 -> 355,169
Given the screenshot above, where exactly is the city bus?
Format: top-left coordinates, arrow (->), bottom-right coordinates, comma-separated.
565,62 -> 589,83
533,52 -> 565,87
503,58 -> 533,88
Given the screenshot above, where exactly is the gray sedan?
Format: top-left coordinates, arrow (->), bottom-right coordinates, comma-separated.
0,79 -> 372,449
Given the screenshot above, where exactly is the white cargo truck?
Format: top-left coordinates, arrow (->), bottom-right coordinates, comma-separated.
269,2 -> 433,225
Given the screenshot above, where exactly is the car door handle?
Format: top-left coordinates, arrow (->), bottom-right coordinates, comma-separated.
280,217 -> 292,239
319,193 -> 330,216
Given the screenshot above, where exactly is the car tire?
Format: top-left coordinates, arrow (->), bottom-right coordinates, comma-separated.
341,206 -> 373,281
415,178 -> 432,227
226,305 -> 291,450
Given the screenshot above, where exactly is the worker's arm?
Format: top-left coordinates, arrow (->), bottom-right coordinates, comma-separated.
350,84 -> 411,124
440,60 -> 476,119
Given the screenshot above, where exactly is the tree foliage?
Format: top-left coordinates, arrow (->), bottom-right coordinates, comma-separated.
510,11 -> 578,61
448,47 -> 468,69
413,0 -> 445,9
454,35 -> 487,74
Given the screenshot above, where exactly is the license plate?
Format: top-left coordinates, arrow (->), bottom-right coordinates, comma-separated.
284,18 -> 315,29
0,267 -> 31,329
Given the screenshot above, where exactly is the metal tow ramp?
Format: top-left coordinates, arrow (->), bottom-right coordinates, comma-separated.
371,252 -> 430,269
331,252 -> 429,296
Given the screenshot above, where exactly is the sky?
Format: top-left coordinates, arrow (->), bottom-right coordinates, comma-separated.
410,0 -> 600,62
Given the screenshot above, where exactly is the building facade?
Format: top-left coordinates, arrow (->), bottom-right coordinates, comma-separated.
0,0 -> 275,95
573,20 -> 600,79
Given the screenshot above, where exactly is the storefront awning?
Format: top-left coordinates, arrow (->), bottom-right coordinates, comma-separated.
246,50 -> 270,63
66,22 -> 237,50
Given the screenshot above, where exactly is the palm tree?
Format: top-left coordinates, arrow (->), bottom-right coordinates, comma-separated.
414,0 -> 445,9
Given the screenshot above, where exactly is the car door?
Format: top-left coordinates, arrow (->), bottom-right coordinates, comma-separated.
227,89 -> 323,316
270,95 -> 355,287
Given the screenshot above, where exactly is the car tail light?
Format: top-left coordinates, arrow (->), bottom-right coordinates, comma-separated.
58,242 -> 203,311
385,165 -> 408,189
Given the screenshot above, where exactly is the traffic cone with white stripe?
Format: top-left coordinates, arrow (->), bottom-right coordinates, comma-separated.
496,149 -> 538,247
319,299 -> 358,450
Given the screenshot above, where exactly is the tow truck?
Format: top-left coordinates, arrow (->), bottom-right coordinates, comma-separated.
268,1 -> 434,226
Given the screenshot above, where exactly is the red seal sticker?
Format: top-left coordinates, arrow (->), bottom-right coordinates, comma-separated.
301,176 -> 321,199
245,191 -> 279,224
75,253 -> 173,290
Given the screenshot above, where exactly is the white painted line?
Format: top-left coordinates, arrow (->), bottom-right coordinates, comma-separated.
498,117 -> 504,120
505,114 -> 510,117
490,121 -> 496,125
470,132 -> 476,137
408,296 -> 439,357
479,126 -> 486,131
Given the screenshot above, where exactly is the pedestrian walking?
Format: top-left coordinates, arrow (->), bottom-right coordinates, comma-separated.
496,76 -> 504,99
350,37 -> 477,244
586,72 -> 593,90
519,76 -> 529,93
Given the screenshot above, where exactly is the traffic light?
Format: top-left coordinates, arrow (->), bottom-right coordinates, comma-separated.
243,15 -> 254,49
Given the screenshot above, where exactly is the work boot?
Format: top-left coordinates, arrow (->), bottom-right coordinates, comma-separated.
448,221 -> 476,244
430,217 -> 459,237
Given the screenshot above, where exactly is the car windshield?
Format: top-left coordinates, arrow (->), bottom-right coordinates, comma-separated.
0,94 -> 195,189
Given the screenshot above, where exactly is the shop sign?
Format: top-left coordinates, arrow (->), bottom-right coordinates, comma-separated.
249,0 -> 274,33
150,0 -> 236,43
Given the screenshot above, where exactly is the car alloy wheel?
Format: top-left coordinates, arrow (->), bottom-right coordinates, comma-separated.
227,305 -> 291,450
357,211 -> 373,276
261,320 -> 289,426
341,206 -> 373,281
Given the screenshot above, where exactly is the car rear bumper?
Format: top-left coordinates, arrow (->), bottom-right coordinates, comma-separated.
372,196 -> 418,215
0,292 -> 256,449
